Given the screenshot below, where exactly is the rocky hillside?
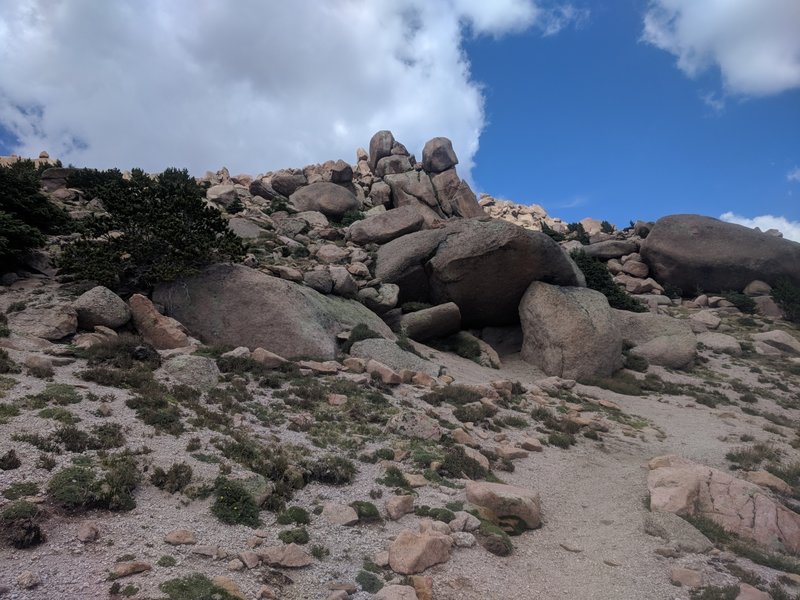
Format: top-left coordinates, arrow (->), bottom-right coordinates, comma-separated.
1,131 -> 800,600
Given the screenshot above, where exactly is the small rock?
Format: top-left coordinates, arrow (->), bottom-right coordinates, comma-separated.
212,576 -> 246,600
76,522 -> 99,543
259,543 -> 313,568
366,359 -> 403,385
375,584 -> 421,600
258,586 -> 278,599
111,561 -> 152,579
496,445 -> 529,461
519,437 -> 543,452
385,495 -> 415,521
251,347 -> 288,368
238,550 -> 260,569
374,550 -> 390,568
327,591 -> 349,600
164,529 -> 196,545
451,532 -> 476,548
448,511 -> 481,533
559,542 -> 583,553
16,571 -> 40,589
322,503 -> 359,526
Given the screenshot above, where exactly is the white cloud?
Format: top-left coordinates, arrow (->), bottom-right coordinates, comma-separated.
788,167 -> 800,182
0,0 -> 582,178
700,91 -> 725,113
643,0 -> 800,96
540,4 -> 590,37
720,212 -> 800,242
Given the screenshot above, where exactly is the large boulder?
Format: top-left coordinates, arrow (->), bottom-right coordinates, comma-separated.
384,172 -> 441,219
613,310 -> 697,369
289,182 -> 360,219
347,206 -> 425,245
640,215 -> 800,292
421,137 -> 458,173
73,286 -> 131,329
368,130 -> 395,172
128,294 -> 190,350
648,455 -> 800,554
153,264 -> 393,360
376,219 -> 584,327
583,240 -> 638,260
430,169 -> 485,218
519,282 -> 622,379
399,302 -> 461,342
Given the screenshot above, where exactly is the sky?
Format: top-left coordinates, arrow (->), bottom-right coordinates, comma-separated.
0,0 -> 799,238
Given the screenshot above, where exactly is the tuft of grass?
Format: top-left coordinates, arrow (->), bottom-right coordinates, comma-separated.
159,574 -> 242,600
3,482 -> 39,500
308,455 -> 356,486
278,527 -> 309,544
0,500 -> 45,548
0,449 -> 21,470
439,445 -> 488,480
422,385 -> 483,407
355,570 -> 384,594
548,432 -> 577,449
342,323 -> 381,354
157,555 -> 177,568
689,587 -> 739,600
29,383 -> 82,406
276,506 -> 310,525
150,463 -> 193,494
210,477 -> 260,527
725,442 -> 780,470
350,501 -> 381,523
0,402 -> 20,424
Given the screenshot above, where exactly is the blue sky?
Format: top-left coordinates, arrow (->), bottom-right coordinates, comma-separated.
1,1 -> 798,235
464,2 -> 800,228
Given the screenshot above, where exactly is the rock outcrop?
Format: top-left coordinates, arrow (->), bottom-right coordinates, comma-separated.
641,215 -> 800,292
376,219 -> 584,326
153,264 -> 392,360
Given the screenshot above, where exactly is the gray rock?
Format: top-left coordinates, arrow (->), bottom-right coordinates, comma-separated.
289,182 -> 360,219
430,169 -> 485,218
375,155 -> 413,178
73,286 -> 130,329
304,269 -> 333,294
271,169 -> 307,197
614,310 -> 697,369
349,338 -> 438,376
422,137 -> 458,173
207,184 -> 237,207
368,130 -> 395,172
520,282 -> 622,379
368,180 -> 392,207
228,217 -> 264,239
641,214 -> 800,292
329,266 -> 358,298
161,354 -> 220,391
583,240 -> 639,260
697,332 -> 742,355
644,512 -> 713,554
8,304 -> 78,340
384,171 -> 441,218
399,302 -> 461,341
153,264 -> 393,360
358,284 -> 399,314
347,205 -> 425,245
377,219 -> 584,327
751,330 -> 800,355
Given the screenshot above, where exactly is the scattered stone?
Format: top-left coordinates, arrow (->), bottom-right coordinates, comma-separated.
251,347 -> 288,368
111,561 -> 152,579
76,522 -> 99,543
559,542 -> 583,553
375,585 -> 420,600
322,503 -> 359,526
409,576 -> 433,600
752,330 -> 800,355
388,530 -> 452,575
742,470 -> 794,495
670,567 -> 703,588
8,304 -> 78,340
451,532 -> 476,548
161,355 -> 220,391
448,511 -> 481,533
386,495 -> 415,521
737,583 -> 770,600
519,437 -> 543,452
238,550 -> 260,569
15,571 -> 40,589
259,543 -> 313,568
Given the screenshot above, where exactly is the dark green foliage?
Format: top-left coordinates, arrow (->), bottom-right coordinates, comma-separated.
0,449 -> 20,470
725,443 -> 780,470
47,458 -> 139,513
375,447 -> 395,461
226,198 -> 244,214
478,519 -> 513,556
336,210 -> 366,227
355,570 -> 384,593
310,544 -> 329,559
0,313 -> 9,337
540,221 -> 565,242
377,466 -> 411,489
0,500 -> 45,548
422,385 -> 482,407
567,222 -> 590,244
278,527 -> 309,544
683,515 -> 732,546
92,422 -> 126,449
415,505 -> 456,522
0,161 -> 71,270
276,506 -> 311,525
342,323 -> 381,354
350,501 -> 381,523
151,463 -> 193,494
308,455 -> 356,485
547,432 -> 577,448
772,278 -> 800,323
3,482 -> 38,500
570,250 -> 647,312
29,383 -> 82,406
440,445 -> 488,480
663,283 -> 683,300
157,555 -> 177,568
47,466 -> 98,511
720,290 -> 756,314
76,334 -> 161,370
430,332 -> 482,362
53,424 -> 93,452
0,402 -> 20,423
38,407 -> 79,424
159,573 -> 243,600
453,402 -> 496,423
211,477 -> 260,527
624,352 -> 649,373
125,391 -> 183,435
59,168 -> 244,292
0,348 -> 20,374
689,587 -> 738,600
98,455 -> 140,511
79,366 -> 155,390
600,220 -> 614,234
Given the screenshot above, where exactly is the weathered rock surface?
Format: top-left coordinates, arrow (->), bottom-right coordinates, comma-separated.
520,282 -> 622,379
128,294 -> 189,350
349,338 -> 437,376
8,304 -> 77,340
377,219 -> 584,326
153,264 -> 392,360
289,182 -> 360,219
648,455 -> 800,554
465,481 -> 542,530
640,215 -> 800,292
613,310 -> 697,369
422,137 -> 458,173
347,206 -> 424,245
398,302 -> 461,342
752,330 -> 800,355
73,286 -> 130,329
161,354 -> 220,391
388,530 -> 452,575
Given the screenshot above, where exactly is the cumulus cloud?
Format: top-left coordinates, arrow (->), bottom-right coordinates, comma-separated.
642,0 -> 800,96
0,0 -> 584,178
720,212 -> 800,242
788,167 -> 800,183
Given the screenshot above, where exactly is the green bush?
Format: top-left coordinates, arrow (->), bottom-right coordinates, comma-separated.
540,222 -> 565,242
47,458 -> 139,513
355,570 -> 384,593
0,161 -> 71,271
566,222 -> 590,245
570,250 -> 647,312
1,500 -> 45,548
308,455 -> 356,485
59,168 -> 244,292
350,500 -> 381,523
600,220 -> 614,234
159,574 -> 242,600
772,278 -> 800,323
276,506 -> 310,525
278,527 -> 309,544
150,463 -> 193,494
210,477 -> 260,527
720,290 -> 756,314
342,323 -> 381,354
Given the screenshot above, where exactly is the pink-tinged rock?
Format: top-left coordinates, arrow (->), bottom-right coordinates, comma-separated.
737,583 -> 770,600
111,561 -> 152,578
259,543 -> 313,568
520,437 -> 543,452
375,585 -> 419,600
648,455 -> 800,554
386,495 -> 415,521
342,357 -> 366,373
670,567 -> 703,588
164,529 -> 196,545
465,481 -> 541,529
743,471 -> 793,495
388,530 -> 452,575
251,347 -> 287,368
129,294 -> 189,349
366,359 -> 402,385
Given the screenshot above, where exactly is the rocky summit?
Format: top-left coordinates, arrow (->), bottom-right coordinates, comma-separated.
1,131 -> 800,600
